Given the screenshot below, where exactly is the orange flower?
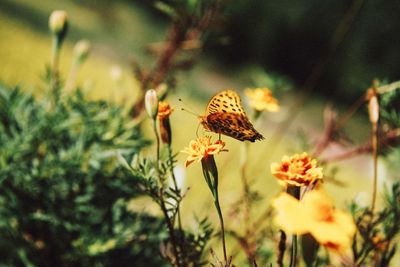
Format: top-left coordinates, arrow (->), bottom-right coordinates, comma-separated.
271,152 -> 323,187
372,235 -> 388,251
181,136 -> 227,167
245,87 -> 280,112
272,190 -> 356,253
158,101 -> 174,120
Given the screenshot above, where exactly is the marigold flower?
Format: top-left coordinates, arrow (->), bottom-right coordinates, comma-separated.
181,136 -> 227,167
245,87 -> 280,112
372,235 -> 388,251
272,190 -> 356,253
271,152 -> 323,187
158,101 -> 174,120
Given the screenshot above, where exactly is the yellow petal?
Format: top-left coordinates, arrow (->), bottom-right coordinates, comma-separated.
272,193 -> 309,234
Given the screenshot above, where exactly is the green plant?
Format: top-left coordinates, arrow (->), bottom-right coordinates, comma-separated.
0,84 -> 167,266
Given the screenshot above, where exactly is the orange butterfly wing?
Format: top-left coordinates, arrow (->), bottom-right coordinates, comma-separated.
202,90 -> 264,142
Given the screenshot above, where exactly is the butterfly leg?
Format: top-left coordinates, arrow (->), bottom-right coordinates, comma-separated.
218,133 -> 221,141
196,123 -> 201,137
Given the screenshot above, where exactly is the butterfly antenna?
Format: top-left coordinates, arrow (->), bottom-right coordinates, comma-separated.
179,98 -> 200,117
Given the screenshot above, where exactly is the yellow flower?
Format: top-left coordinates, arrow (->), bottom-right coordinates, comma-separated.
181,136 -> 227,167
271,152 -> 323,187
272,190 -> 356,253
158,101 -> 174,120
245,87 -> 280,112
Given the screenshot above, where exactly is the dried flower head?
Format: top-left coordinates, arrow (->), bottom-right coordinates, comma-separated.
272,190 -> 356,253
271,152 -> 323,187
181,136 -> 227,167
245,87 -> 280,112
158,101 -> 174,120
158,101 -> 174,144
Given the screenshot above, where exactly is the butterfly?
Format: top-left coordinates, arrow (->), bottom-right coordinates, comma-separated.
200,90 -> 264,142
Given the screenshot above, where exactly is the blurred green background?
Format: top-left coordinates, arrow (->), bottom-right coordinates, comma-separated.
1,0 -> 399,265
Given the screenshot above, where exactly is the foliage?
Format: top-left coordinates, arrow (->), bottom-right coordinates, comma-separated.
0,84 -> 166,266
120,134 -> 214,266
380,87 -> 400,129
351,183 -> 400,266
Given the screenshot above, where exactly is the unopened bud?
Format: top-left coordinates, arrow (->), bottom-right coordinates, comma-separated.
49,10 -> 68,39
367,89 -> 379,124
145,89 -> 159,119
73,39 -> 91,64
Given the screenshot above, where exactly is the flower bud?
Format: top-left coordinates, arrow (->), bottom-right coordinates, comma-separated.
368,89 -> 379,124
73,39 -> 91,64
145,89 -> 159,119
49,10 -> 68,39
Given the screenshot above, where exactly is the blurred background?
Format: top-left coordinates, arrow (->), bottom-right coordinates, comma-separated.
1,0 -> 399,265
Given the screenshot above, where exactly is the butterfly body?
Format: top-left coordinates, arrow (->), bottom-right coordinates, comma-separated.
200,90 -> 264,142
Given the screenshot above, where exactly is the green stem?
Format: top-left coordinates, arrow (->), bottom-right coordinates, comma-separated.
277,230 -> 286,267
201,156 -> 227,263
159,193 -> 183,267
214,188 -> 228,263
240,143 -> 251,233
51,36 -> 61,105
153,120 -> 160,175
167,145 -> 185,259
290,235 -> 298,267
167,145 -> 179,190
65,61 -> 79,94
287,186 -> 300,267
153,122 -> 181,267
370,122 -> 378,214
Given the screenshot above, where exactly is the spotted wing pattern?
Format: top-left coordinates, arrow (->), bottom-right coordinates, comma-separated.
202,90 -> 264,142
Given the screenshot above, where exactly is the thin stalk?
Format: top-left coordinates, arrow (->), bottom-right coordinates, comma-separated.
240,142 -> 251,235
159,194 -> 183,267
152,121 -> 181,267
214,188 -> 228,263
277,230 -> 286,267
202,156 -> 228,264
167,145 -> 185,258
153,120 -> 160,175
50,36 -> 61,104
65,61 -> 79,94
290,235 -> 298,267
51,37 -> 60,79
287,186 -> 300,267
167,145 -> 179,190
370,121 -> 378,214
